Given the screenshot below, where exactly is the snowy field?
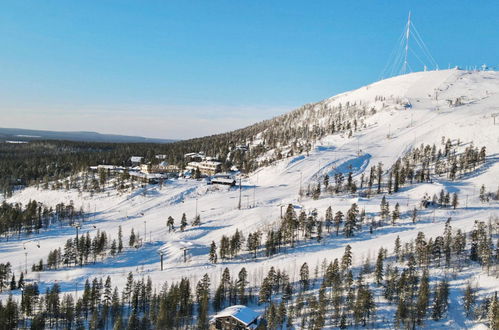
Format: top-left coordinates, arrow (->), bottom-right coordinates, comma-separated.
1,69 -> 499,328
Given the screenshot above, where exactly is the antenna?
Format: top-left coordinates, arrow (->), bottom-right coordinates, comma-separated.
380,12 -> 438,79
402,11 -> 411,74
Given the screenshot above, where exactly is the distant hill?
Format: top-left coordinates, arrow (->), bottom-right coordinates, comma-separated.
0,127 -> 175,143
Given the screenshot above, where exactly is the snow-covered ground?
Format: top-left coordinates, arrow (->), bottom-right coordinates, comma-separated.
1,69 -> 498,328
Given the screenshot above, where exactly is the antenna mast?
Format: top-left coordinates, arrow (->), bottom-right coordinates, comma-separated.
402,11 -> 411,74
380,11 -> 438,79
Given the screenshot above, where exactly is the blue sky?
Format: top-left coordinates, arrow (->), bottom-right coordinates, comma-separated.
1,1 -> 498,139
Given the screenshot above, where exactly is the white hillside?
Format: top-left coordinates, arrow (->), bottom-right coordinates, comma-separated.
1,69 -> 499,329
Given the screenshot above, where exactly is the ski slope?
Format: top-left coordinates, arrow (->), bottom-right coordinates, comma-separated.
2,69 -> 499,328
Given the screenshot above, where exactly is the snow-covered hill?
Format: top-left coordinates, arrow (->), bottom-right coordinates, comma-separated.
2,69 -> 499,329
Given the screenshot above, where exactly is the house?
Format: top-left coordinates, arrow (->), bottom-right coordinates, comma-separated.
199,160 -> 222,176
155,154 -> 167,160
210,174 -> 236,186
140,163 -> 153,174
129,171 -> 168,184
185,160 -> 222,176
141,162 -> 180,175
130,156 -> 144,166
184,152 -> 206,162
209,305 -> 262,330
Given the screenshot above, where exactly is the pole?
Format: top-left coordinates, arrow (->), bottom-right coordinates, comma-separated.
403,11 -> 411,74
238,178 -> 242,210
160,254 -> 164,271
25,252 -> 28,274
144,221 -> 147,243
195,198 -> 198,219
253,185 -> 256,208
299,171 -> 303,196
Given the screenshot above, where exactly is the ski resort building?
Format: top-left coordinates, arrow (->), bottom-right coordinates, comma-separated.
210,174 -> 236,186
130,156 -> 143,166
209,305 -> 262,330
186,160 -> 222,176
140,162 -> 180,175
184,152 -> 206,162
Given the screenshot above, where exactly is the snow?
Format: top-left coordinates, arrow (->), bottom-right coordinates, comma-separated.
1,69 -> 499,328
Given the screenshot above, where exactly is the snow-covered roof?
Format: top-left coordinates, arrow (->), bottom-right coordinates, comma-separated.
130,156 -> 143,162
201,160 -> 222,166
211,177 -> 235,184
213,305 -> 259,326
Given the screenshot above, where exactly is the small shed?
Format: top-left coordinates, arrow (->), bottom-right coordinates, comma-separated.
209,305 -> 261,330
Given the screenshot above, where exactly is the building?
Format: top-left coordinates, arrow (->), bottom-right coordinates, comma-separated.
210,174 -> 236,186
186,160 -> 222,176
209,305 -> 261,330
184,152 -> 206,162
130,156 -> 144,166
140,162 -> 180,175
129,171 -> 168,184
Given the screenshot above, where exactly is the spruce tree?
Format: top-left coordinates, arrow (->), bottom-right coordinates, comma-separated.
209,241 -> 217,263
463,282 -> 476,318
118,226 -> 123,253
180,213 -> 187,231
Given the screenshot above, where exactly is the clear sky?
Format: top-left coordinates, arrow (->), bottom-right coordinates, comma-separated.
1,1 -> 498,139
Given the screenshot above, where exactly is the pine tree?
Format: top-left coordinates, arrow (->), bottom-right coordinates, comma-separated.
344,203 -> 358,237
334,211 -> 343,236
489,292 -> 499,330
325,206 -> 333,233
391,203 -> 400,225
479,184 -> 487,202
452,193 -> 459,209
129,229 -> 136,248
415,270 -> 429,325
127,308 -> 140,330
463,282 -> 476,318
375,248 -> 384,284
195,274 -> 210,329
394,236 -> 401,261
341,245 -> 353,272
299,262 -> 310,291
209,241 -> 217,263
180,213 -> 187,231
432,279 -> 449,320
118,226 -> 123,253
377,162 -> 383,194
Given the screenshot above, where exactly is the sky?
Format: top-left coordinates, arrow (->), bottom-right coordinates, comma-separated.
1,1 -> 498,140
